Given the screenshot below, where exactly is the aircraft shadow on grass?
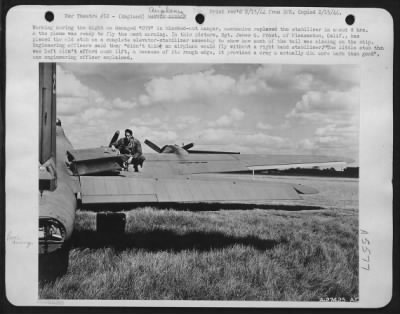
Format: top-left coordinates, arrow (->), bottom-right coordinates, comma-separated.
70,203 -> 323,254
71,229 -> 285,252
83,203 -> 324,212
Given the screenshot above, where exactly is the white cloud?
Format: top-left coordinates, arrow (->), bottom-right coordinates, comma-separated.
131,116 -> 162,127
230,108 -> 245,120
57,96 -> 88,116
80,108 -> 122,126
57,66 -> 145,146
176,115 -> 200,124
57,66 -> 95,116
55,64 -> 359,159
280,120 -> 291,129
133,64 -> 360,108
138,70 -> 236,105
232,65 -> 317,96
315,123 -> 358,137
256,122 -> 272,130
293,73 -> 314,91
135,125 -> 178,144
213,115 -> 232,127
286,88 -> 359,123
112,98 -> 137,110
297,139 -> 316,151
236,64 -> 359,95
175,115 -> 201,130
57,65 -> 89,98
60,63 -> 213,82
199,128 -> 235,144
244,133 -> 288,147
296,122 -> 358,156
236,73 -> 270,95
197,128 -> 289,153
208,108 -> 245,127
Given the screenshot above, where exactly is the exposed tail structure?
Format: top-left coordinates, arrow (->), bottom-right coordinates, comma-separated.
39,63 -> 76,262
39,63 -> 57,191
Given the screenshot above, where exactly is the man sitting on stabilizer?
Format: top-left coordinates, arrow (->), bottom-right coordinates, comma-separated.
112,128 -> 145,172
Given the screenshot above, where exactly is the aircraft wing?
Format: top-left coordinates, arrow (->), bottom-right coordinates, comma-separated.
65,146 -> 351,208
79,173 -> 318,209
234,154 -> 354,171
66,147 -> 353,176
141,153 -> 353,176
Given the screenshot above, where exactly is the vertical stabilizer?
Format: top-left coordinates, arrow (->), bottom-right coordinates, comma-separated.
39,63 -> 57,191
39,63 -> 56,163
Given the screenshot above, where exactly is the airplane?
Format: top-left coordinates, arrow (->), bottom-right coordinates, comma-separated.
38,63 -> 353,277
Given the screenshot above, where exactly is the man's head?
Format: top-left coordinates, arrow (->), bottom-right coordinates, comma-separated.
125,129 -> 133,139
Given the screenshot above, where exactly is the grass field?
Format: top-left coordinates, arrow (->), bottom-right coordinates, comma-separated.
39,176 -> 358,301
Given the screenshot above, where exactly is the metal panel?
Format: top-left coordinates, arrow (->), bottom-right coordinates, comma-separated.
142,154 -> 247,176
83,194 -> 157,204
72,159 -> 122,176
80,176 -> 157,204
80,175 -> 301,205
68,147 -> 120,161
67,147 -> 122,175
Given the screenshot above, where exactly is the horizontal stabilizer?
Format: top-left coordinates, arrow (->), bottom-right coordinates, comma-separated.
182,143 -> 194,150
67,147 -> 123,175
188,150 -> 240,155
144,139 -> 162,153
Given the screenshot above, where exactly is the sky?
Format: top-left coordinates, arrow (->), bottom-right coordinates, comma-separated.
57,63 -> 359,162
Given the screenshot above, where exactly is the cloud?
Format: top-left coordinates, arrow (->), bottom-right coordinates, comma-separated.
208,108 -> 245,127
298,136 -> 345,153
57,66 -> 140,122
286,88 -> 359,123
199,128 -> 235,144
134,125 -> 178,143
230,108 -> 245,120
131,115 -> 162,127
286,87 -> 359,158
256,122 -> 272,130
79,108 -> 122,128
293,73 -> 314,91
176,115 -> 201,124
55,63 -> 359,159
296,122 -> 358,156
297,139 -> 316,151
236,64 -> 359,95
57,65 -> 90,98
57,66 -> 95,116
315,123 -> 358,137
60,63 -> 213,82
197,128 -> 289,153
112,98 -> 137,110
243,132 -> 288,147
57,96 -> 88,116
236,73 -> 270,95
175,115 -> 201,130
138,69 -> 236,105
134,64 -> 360,108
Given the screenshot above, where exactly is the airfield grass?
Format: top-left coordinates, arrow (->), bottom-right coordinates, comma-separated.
39,177 -> 358,301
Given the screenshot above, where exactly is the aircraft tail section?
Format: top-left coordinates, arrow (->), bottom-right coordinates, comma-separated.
39,63 -> 57,191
